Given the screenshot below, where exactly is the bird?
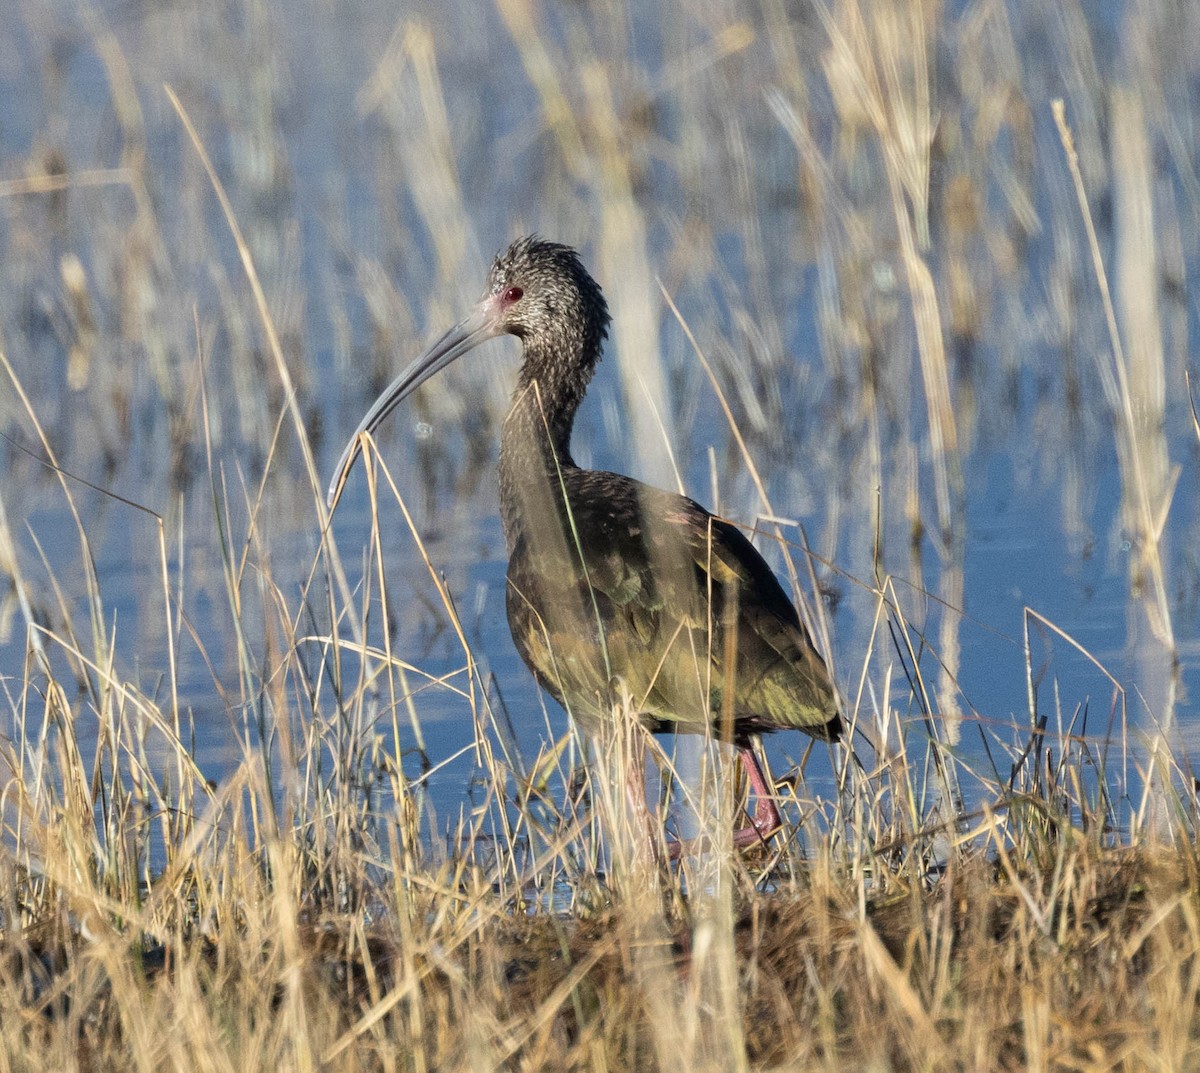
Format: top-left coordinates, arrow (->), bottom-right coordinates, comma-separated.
328,236 -> 841,855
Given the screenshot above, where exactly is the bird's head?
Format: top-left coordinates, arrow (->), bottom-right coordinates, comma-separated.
326,236 -> 609,509
481,236 -> 609,359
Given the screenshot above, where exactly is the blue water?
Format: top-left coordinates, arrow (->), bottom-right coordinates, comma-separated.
1,0 -> 1197,860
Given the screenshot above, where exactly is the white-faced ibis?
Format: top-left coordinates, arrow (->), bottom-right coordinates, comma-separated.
329,237 -> 841,853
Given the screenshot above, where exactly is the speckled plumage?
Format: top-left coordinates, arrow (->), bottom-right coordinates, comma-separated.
482,239 -> 840,745
329,237 -> 841,849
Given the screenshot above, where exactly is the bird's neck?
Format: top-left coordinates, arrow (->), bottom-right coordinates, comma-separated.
497,339 -> 593,551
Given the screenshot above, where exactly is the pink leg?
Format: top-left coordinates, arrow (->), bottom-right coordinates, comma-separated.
626,759 -> 664,866
666,745 -> 782,859
730,746 -> 782,850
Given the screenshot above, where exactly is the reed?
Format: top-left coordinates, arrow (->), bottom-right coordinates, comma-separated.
2,0 -> 1199,1068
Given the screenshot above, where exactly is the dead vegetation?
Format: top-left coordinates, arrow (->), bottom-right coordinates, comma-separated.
3,0 -> 1199,1068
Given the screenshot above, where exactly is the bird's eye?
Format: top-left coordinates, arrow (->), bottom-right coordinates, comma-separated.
502,286 -> 523,305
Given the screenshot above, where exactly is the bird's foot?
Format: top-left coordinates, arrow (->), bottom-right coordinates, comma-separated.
730,793 -> 783,851
666,794 -> 783,859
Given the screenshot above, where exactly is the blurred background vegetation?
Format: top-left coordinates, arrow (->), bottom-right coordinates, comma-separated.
2,1 -> 1200,1068
2,0 -> 1196,799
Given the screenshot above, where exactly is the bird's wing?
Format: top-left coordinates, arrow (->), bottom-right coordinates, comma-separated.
505,473 -> 840,739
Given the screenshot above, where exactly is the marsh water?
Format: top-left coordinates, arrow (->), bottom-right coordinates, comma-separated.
1,0 -> 1198,848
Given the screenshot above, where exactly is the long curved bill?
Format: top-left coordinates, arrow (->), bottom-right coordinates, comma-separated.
326,303 -> 502,509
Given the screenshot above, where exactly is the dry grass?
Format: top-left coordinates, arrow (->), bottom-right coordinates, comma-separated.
2,0 -> 1200,1068
3,650 -> 1200,1073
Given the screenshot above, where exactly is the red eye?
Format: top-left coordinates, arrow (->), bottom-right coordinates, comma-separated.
502,286 -> 523,305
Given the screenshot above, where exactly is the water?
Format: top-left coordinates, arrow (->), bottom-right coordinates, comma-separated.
1,0 -> 1197,849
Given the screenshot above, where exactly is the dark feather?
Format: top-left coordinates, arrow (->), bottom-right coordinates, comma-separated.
331,235 -> 842,796
505,470 -> 841,744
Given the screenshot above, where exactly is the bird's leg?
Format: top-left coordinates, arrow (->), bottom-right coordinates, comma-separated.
665,746 -> 782,859
730,745 -> 782,850
624,751 -> 664,869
